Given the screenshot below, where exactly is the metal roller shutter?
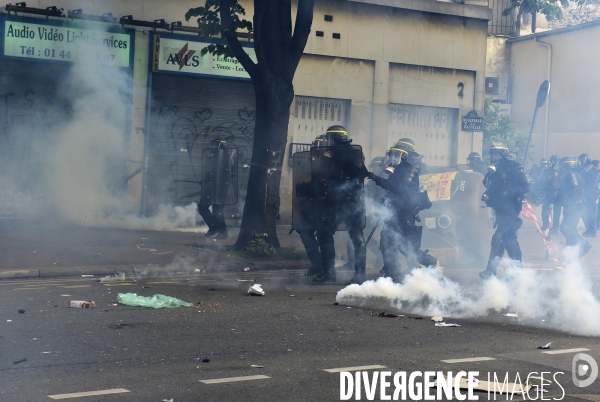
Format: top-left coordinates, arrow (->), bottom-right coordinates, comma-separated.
292,96 -> 347,145
145,74 -> 255,217
0,60 -> 72,217
388,104 -> 457,168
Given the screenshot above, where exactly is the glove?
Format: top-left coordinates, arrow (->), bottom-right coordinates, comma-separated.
366,171 -> 375,180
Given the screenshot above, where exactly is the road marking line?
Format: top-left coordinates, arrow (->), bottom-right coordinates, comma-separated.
200,375 -> 271,384
104,283 -> 136,286
48,388 -> 130,399
542,348 -> 590,355
14,287 -> 47,290
323,365 -> 387,373
441,357 -> 496,363
58,285 -> 92,289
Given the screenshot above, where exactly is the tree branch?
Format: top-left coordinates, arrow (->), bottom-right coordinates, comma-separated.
252,0 -> 270,68
219,0 -> 258,76
288,0 -> 314,78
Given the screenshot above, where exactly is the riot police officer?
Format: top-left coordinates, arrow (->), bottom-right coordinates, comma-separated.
368,139 -> 436,283
558,157 -> 592,256
542,154 -> 562,234
479,143 -> 531,279
312,125 -> 369,285
579,153 -> 598,237
467,152 -> 487,174
296,134 -> 328,276
198,138 -> 229,239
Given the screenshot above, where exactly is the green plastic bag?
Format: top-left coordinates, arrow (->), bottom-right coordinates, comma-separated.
117,293 -> 193,309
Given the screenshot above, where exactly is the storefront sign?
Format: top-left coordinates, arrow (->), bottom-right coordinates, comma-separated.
3,20 -> 132,68
155,35 -> 256,79
461,110 -> 483,132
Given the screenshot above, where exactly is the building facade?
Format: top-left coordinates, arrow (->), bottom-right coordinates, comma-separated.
0,0 -> 490,223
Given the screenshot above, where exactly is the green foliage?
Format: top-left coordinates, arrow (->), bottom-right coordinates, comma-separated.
185,0 -> 253,57
244,233 -> 276,257
503,0 -> 572,21
483,97 -> 529,164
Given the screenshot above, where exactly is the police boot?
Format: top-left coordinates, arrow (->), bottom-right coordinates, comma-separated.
313,268 -> 336,283
381,266 -> 403,284
418,249 -> 437,268
579,241 -> 592,258
478,269 -> 496,280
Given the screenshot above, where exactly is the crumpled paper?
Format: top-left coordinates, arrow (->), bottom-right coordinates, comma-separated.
248,284 -> 265,296
431,316 -> 443,322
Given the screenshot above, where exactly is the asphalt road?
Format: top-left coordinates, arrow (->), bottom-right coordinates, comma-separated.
2,269 -> 600,402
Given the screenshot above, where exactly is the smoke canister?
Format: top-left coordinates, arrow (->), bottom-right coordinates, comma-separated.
68,300 -> 95,308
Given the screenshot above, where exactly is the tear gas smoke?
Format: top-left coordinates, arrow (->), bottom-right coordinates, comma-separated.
337,246 -> 600,336
24,51 -> 204,231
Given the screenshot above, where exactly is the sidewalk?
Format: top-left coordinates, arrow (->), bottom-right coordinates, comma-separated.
1,212 -> 599,279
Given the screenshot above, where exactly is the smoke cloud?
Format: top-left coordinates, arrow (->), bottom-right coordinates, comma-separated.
337,246 -> 600,336
0,43 -> 205,232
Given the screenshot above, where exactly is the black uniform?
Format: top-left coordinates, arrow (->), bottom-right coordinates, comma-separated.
541,165 -> 560,232
581,161 -> 598,236
558,163 -> 591,255
314,145 -> 368,283
371,161 -> 435,281
480,157 -> 530,277
198,204 -> 226,237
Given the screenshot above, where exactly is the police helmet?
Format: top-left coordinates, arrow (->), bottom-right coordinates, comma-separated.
326,125 -> 351,145
593,160 -> 600,168
211,138 -> 227,149
387,145 -> 410,167
489,142 -> 509,155
578,153 -> 591,166
313,134 -> 326,147
395,138 -> 417,154
467,152 -> 482,163
549,154 -> 560,164
558,156 -> 578,169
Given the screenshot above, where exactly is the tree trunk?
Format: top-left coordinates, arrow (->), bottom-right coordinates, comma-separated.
233,71 -> 294,249
532,12 -> 537,33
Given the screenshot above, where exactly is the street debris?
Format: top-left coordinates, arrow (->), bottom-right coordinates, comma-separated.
143,286 -> 151,288
370,312 -> 403,318
100,273 -> 126,282
6,320 -> 12,322
194,268 -> 201,273
251,365 -> 264,368
537,342 -> 552,349
243,267 -> 251,271
407,315 -> 424,319
68,300 -> 95,308
334,302 -> 339,306
431,316 -> 443,322
136,244 -> 172,255
13,358 -> 26,364
81,275 -> 94,277
247,284 -> 265,296
290,295 -> 295,297
18,309 -> 25,314
435,322 -> 461,327
162,399 -> 173,402
503,312 -> 519,317
116,293 -> 193,309
202,358 -> 210,363
60,294 -> 71,297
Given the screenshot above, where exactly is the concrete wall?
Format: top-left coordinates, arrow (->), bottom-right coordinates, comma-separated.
510,22 -> 600,163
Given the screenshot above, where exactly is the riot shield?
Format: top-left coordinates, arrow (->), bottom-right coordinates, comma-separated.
200,148 -> 238,205
292,151 -> 316,230
310,145 -> 366,231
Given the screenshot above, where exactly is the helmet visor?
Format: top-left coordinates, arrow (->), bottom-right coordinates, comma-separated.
388,148 -> 407,166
